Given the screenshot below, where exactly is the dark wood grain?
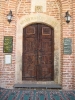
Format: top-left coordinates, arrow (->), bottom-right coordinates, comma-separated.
22,23 -> 54,81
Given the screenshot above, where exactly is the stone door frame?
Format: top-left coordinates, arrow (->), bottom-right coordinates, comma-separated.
15,13 -> 61,84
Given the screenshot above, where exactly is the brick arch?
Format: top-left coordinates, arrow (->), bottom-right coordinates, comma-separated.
15,13 -> 61,85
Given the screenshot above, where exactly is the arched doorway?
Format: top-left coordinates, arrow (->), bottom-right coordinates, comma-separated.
22,23 -> 54,81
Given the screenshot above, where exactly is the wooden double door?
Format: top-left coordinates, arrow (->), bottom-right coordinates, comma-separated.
22,23 -> 54,81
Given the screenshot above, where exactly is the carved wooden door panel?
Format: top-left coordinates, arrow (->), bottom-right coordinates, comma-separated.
22,24 -> 37,80
37,24 -> 54,80
22,23 -> 54,81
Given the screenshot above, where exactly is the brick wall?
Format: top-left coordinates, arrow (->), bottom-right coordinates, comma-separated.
61,0 -> 74,90
0,0 -> 4,88
0,0 -> 17,89
73,0 -> 75,89
0,0 -> 75,90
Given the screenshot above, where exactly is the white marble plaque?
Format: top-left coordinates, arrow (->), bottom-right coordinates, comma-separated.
5,55 -> 11,64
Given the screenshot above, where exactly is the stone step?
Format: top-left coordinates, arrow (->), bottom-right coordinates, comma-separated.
14,83 -> 62,89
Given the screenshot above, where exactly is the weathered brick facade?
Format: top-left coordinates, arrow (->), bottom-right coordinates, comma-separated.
0,0 -> 75,90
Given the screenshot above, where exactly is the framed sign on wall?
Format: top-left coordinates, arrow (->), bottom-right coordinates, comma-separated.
63,38 -> 72,55
3,36 -> 13,53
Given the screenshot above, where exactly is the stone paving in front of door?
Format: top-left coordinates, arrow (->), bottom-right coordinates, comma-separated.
0,88 -> 75,100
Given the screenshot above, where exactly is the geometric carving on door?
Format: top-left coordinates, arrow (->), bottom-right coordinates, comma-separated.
26,26 -> 35,34
42,27 -> 51,35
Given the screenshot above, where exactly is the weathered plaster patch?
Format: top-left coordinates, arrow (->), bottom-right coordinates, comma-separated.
31,0 -> 46,12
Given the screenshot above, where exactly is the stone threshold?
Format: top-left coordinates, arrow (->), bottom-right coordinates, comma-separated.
14,81 -> 62,89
